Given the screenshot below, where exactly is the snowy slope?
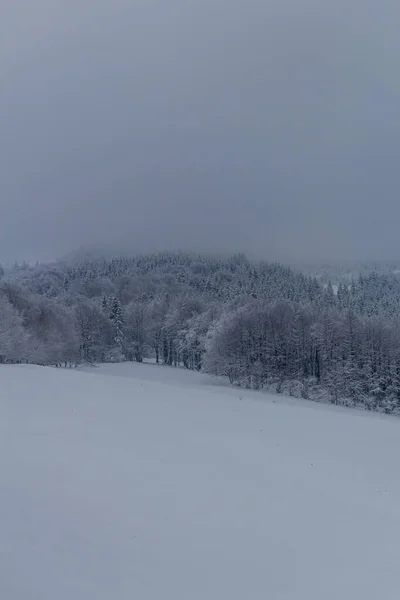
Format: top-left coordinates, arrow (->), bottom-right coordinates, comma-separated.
1,364 -> 400,599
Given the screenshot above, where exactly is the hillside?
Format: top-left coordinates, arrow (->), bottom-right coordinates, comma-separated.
1,363 -> 400,599
2,251 -> 400,412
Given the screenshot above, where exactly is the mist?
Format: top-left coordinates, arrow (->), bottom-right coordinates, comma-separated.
1,0 -> 400,264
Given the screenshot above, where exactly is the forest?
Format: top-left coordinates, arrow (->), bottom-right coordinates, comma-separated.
2,251 -> 400,414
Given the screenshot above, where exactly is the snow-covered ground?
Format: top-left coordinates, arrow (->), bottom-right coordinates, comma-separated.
1,363 -> 400,599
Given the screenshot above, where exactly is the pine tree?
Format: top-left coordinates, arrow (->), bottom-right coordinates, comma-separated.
110,296 -> 124,350
101,294 -> 109,314
325,282 -> 336,308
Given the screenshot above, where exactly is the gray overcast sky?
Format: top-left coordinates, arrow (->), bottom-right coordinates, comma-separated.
1,0 -> 400,263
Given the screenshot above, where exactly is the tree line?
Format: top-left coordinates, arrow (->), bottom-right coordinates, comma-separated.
2,252 -> 400,413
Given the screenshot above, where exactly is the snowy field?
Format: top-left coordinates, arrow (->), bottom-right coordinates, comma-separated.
1,363 -> 400,599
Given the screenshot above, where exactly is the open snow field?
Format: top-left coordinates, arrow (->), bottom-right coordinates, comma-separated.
2,363 -> 400,599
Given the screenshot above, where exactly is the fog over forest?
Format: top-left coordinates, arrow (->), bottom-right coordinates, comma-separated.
2,2 -> 400,413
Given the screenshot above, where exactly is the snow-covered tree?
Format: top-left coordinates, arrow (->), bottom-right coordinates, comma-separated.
0,293 -> 29,363
109,296 -> 124,350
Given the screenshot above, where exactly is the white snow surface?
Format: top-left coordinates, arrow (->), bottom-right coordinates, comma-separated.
1,362 -> 400,599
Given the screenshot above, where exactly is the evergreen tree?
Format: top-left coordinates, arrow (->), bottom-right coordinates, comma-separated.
110,296 -> 124,350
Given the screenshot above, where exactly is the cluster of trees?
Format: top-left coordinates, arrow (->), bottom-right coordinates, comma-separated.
204,301 -> 400,413
2,251 -> 400,414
